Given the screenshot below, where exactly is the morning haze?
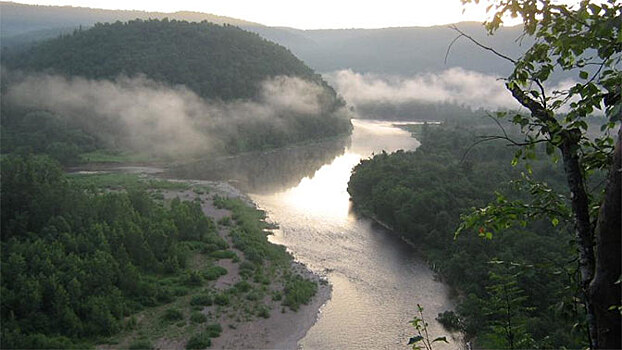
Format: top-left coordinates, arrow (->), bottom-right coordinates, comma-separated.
1,1 -> 618,350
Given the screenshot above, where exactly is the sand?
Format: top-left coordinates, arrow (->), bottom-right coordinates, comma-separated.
158,181 -> 332,350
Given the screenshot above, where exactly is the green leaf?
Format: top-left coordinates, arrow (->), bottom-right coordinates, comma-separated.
579,70 -> 589,79
551,217 -> 559,227
408,336 -> 424,345
432,336 -> 449,344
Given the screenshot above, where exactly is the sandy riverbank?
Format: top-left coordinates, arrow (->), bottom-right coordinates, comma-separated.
159,180 -> 332,350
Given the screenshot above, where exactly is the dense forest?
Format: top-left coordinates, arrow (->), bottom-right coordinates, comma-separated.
348,122 -> 591,348
2,19 -> 323,101
1,155 -> 318,348
1,19 -> 352,162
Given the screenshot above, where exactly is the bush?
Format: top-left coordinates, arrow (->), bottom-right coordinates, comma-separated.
205,323 -> 222,338
190,312 -> 207,324
185,333 -> 211,349
436,310 -> 463,332
283,275 -> 317,311
203,265 -> 227,281
184,270 -> 204,286
214,293 -> 230,306
129,339 -> 153,350
217,216 -> 232,226
233,280 -> 251,294
256,305 -> 270,319
210,250 -> 237,260
162,308 -> 184,322
190,294 -> 213,306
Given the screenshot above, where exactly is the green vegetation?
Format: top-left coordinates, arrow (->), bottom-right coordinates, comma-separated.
3,19 -> 322,101
214,196 -> 291,266
348,122 -> 588,348
185,332 -> 211,349
283,274 -> 318,312
0,154 -> 319,348
0,154 -> 224,348
457,1 -> 621,347
1,19 -> 352,161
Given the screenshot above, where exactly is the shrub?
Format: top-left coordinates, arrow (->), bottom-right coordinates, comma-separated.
205,323 -> 222,338
162,308 -> 183,322
210,250 -> 237,260
233,280 -> 251,294
214,293 -> 229,306
190,312 -> 207,324
203,266 -> 227,281
129,339 -> 153,350
185,333 -> 210,349
436,310 -> 463,332
283,275 -> 317,311
256,305 -> 270,319
190,294 -> 213,306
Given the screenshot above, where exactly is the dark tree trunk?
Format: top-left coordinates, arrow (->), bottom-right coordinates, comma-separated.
508,83 -> 600,347
589,127 -> 621,349
559,139 -> 598,348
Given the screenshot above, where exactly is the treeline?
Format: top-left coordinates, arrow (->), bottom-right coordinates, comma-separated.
2,19 -> 322,101
347,123 -> 587,348
0,155 -> 222,348
0,19 -> 352,162
352,100 -> 487,122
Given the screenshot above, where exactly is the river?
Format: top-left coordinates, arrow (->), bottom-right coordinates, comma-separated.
172,119 -> 459,349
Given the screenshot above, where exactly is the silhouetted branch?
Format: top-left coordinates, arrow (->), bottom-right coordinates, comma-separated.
448,25 -> 517,64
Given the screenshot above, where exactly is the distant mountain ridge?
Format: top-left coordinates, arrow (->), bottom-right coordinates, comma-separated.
1,1 -> 528,76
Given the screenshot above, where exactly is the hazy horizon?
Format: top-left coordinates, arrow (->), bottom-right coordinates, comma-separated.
5,0 -> 503,30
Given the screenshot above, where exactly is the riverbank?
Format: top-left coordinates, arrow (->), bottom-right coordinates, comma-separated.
82,169 -> 332,350
162,179 -> 332,350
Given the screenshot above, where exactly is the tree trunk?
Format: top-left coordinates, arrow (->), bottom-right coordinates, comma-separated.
559,140 -> 598,348
589,127 -> 621,349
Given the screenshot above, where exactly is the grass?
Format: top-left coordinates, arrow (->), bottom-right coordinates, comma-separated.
79,150 -> 157,163
68,172 -> 190,191
283,274 -> 318,311
214,197 -> 291,266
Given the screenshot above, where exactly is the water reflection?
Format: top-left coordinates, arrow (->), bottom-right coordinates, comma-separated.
172,120 -> 458,349
167,136 -> 349,194
249,120 -> 459,349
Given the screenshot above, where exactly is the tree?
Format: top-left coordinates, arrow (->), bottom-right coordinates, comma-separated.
454,0 -> 620,348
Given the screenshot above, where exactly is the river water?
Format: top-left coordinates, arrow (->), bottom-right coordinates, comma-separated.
172,119 -> 459,349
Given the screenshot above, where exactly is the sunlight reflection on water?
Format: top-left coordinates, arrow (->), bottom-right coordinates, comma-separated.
250,120 -> 462,350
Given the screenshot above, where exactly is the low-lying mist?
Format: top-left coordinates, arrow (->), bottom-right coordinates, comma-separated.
5,72 -> 342,157
325,68 -> 577,119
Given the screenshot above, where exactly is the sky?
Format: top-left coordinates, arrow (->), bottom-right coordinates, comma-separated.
14,0 -> 494,29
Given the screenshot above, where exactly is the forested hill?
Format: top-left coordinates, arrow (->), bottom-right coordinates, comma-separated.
1,19 -> 352,160
2,19 -> 326,101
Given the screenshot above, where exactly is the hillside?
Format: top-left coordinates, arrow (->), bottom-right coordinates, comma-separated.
1,2 -> 527,77
3,19 -> 324,101
1,19 -> 352,160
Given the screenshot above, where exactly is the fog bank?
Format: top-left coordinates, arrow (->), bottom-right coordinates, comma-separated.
6,73 -> 329,156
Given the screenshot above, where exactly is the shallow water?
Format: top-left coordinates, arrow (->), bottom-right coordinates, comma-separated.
250,120 -> 460,349
172,119 -> 460,349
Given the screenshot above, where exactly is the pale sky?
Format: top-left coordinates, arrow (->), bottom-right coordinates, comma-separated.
14,0 -> 495,29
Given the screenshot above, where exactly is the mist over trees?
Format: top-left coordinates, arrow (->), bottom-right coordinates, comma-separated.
1,19 -> 352,162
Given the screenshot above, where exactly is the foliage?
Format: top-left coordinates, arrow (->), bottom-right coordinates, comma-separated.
408,304 -> 448,350
456,0 -> 621,347
204,323 -> 222,338
128,339 -> 153,350
1,19 -> 352,157
185,332 -> 211,350
215,197 -> 292,266
435,311 -> 462,333
283,274 -> 318,311
189,312 -> 207,324
0,155 -> 219,348
348,123 -> 586,347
